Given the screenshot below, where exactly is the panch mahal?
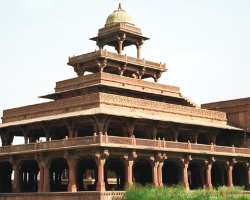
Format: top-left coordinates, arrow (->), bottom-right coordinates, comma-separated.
0,4 -> 250,200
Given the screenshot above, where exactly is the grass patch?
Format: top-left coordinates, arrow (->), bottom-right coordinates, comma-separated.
124,185 -> 250,200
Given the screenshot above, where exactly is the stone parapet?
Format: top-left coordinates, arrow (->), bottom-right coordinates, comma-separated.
0,135 -> 249,158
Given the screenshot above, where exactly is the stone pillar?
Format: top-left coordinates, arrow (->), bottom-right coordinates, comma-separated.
38,163 -> 44,192
124,158 -> 134,188
205,161 -> 212,189
67,158 -> 77,192
226,161 -> 234,187
95,150 -> 109,191
136,44 -> 141,59
38,159 -> 50,192
12,161 -> 20,193
158,161 -> 164,187
181,158 -> 190,190
150,156 -> 159,187
43,160 -> 50,192
118,40 -> 123,55
124,151 -> 137,188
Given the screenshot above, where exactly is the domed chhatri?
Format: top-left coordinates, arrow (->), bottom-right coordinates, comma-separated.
105,3 -> 134,26
90,3 -> 150,60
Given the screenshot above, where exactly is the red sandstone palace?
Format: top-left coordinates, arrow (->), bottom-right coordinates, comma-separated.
0,4 -> 250,200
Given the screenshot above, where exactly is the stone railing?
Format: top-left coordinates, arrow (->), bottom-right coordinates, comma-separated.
68,50 -> 166,71
0,191 -> 124,200
0,135 -> 250,157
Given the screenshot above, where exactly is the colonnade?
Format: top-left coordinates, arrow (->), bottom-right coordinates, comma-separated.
0,152 -> 249,193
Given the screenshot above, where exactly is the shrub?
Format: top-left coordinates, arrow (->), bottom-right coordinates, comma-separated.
123,185 -> 250,200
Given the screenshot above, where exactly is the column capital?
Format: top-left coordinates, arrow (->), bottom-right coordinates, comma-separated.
95,149 -> 109,161
123,151 -> 137,161
181,155 -> 192,165
204,157 -> 215,166
225,158 -> 237,167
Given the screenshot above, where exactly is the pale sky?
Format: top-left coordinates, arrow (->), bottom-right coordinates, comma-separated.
1,0 -> 250,119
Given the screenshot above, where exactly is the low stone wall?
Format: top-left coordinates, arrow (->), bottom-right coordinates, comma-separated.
0,191 -> 125,200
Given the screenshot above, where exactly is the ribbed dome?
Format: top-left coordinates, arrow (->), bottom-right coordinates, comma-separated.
105,3 -> 134,26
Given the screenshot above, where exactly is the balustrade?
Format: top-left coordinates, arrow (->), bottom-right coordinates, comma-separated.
0,135 -> 249,158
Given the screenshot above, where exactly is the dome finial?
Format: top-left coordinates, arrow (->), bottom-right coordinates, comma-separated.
118,2 -> 122,10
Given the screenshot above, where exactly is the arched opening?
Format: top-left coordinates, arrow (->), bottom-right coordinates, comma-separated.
233,162 -> 247,187
197,134 -> 210,144
188,161 -> 205,189
77,158 -> 97,191
105,158 -> 125,190
107,119 -> 127,137
211,161 -> 227,187
50,158 -> 68,192
19,160 -> 39,192
0,162 -> 12,193
133,159 -> 152,185
162,159 -> 182,186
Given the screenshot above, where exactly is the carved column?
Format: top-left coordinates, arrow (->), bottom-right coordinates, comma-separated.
226,160 -> 234,187
96,59 -> 107,73
116,34 -> 126,55
1,133 -> 14,146
156,154 -> 165,187
150,156 -> 159,187
43,159 -> 50,192
64,120 -> 77,138
124,151 -> 137,188
67,157 -> 77,192
136,44 -> 142,59
126,119 -> 136,138
205,160 -> 213,189
92,115 -> 110,136
181,157 -> 191,190
12,161 -> 20,193
38,162 -> 44,192
95,150 -> 109,191
38,158 -> 50,192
